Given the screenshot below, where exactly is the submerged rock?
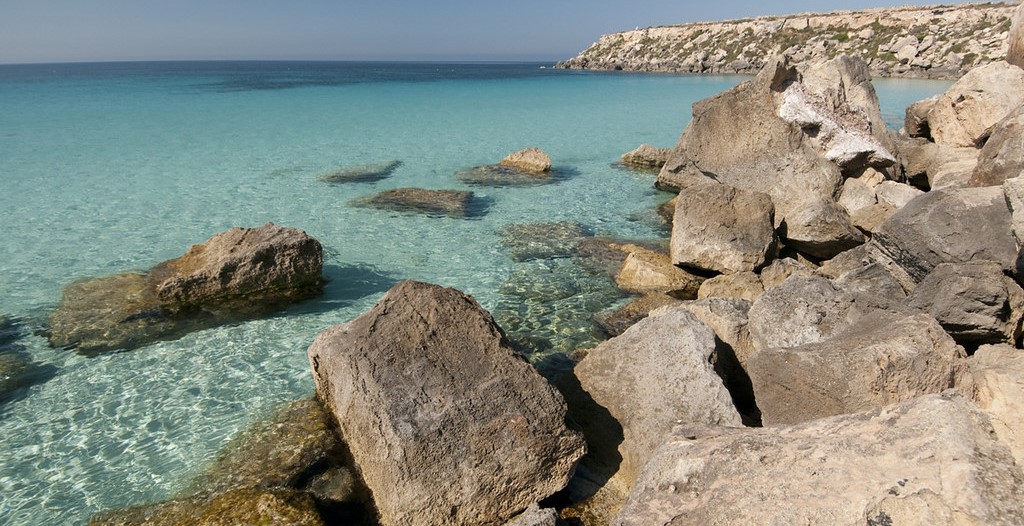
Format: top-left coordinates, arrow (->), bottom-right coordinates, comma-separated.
500,147 -> 552,173
619,144 -> 672,170
617,392 -> 1024,525
456,165 -> 553,187
319,160 -> 401,184
500,221 -> 590,262
48,223 -> 324,354
90,488 -> 326,526
353,188 -> 479,218
307,281 -> 586,526
0,315 -> 47,403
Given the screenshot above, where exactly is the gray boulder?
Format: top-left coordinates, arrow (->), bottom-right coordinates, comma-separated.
307,281 -> 585,526
620,144 -> 672,170
871,186 -> 1018,283
1003,177 -> 1024,244
905,96 -> 937,139
49,223 -> 323,354
354,188 -> 479,217
748,313 -> 970,425
908,261 -> 1024,347
969,103 -> 1024,187
670,183 -> 776,274
575,306 -> 741,490
970,344 -> 1024,467
502,504 -> 558,526
875,180 -> 924,209
679,298 -> 758,420
837,177 -> 877,215
759,257 -> 812,290
925,62 -> 1024,147
616,392 -> 1024,526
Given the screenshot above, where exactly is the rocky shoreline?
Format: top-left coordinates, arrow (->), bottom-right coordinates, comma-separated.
556,2 -> 1017,79
79,5 -> 1024,524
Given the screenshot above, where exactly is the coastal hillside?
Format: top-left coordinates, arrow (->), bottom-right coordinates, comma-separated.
556,2 -> 1017,78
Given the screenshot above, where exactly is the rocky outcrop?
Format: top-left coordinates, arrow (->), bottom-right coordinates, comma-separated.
616,392 -> 1024,525
48,223 -> 323,354
574,306 -> 741,491
354,188 -> 480,217
501,147 -> 552,173
319,160 -> 401,183
619,145 -> 672,170
748,313 -> 970,425
670,183 -> 776,274
307,281 -> 585,526
1010,3 -> 1024,68
556,3 -> 1017,80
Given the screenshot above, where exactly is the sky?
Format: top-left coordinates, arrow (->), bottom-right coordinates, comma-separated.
0,0 -> 996,64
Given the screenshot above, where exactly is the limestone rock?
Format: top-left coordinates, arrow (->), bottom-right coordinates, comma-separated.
1003,177 -> 1024,244
1008,3 -> 1024,69
48,224 -> 323,354
499,221 -> 590,262
908,261 -> 1024,347
620,144 -> 672,170
871,186 -> 1018,283
759,257 -> 812,290
500,147 -> 552,173
679,298 -> 758,420
850,202 -> 898,233
670,183 -> 776,274
319,160 -> 401,184
837,177 -> 877,215
696,271 -> 764,303
969,103 -> 1024,187
748,313 -> 970,425
905,96 -> 938,139
615,246 -> 704,299
502,504 -> 557,526
929,146 -> 981,190
152,223 -> 324,315
575,306 -> 741,489
781,196 -> 865,259
593,293 -> 682,337
307,281 -> 585,526
875,180 -> 924,209
926,62 -> 1024,147
970,344 -> 1024,466
616,392 -> 1024,526
747,275 -> 856,351
354,188 -> 479,218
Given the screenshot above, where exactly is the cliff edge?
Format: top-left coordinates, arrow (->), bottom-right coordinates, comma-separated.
556,2 -> 1017,79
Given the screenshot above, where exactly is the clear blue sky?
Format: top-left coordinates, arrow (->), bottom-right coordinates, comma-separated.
0,0 -> 993,64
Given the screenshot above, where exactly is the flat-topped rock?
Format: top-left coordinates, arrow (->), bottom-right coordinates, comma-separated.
500,147 -> 552,173
619,144 -> 672,170
319,160 -> 401,183
615,246 -> 704,299
617,392 -> 1024,525
308,281 -> 585,526
49,223 -> 323,354
970,344 -> 1024,467
354,188 -> 479,218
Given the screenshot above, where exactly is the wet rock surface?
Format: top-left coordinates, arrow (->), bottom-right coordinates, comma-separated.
319,160 -> 401,184
353,188 -> 481,218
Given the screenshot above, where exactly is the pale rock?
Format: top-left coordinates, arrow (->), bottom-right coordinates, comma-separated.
617,392 -> 1024,526
968,103 -> 1024,187
875,180 -> 924,209
837,177 -> 877,215
1002,177 -> 1024,244
500,147 -> 552,173
927,62 -> 1024,147
747,275 -> 855,352
615,247 -> 705,299
748,313 -> 970,425
670,183 -> 776,274
1009,3 -> 1024,68
759,257 -> 812,290
679,298 -> 758,419
502,504 -> 558,526
970,344 -> 1024,466
307,281 -> 585,526
781,196 -> 865,259
850,202 -> 898,233
696,271 -> 764,303
575,306 -> 741,490
620,144 -> 672,169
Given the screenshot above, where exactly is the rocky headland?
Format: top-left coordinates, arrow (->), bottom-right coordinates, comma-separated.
557,2 -> 1017,79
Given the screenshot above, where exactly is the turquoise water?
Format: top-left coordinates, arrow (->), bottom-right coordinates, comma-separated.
0,62 -> 950,524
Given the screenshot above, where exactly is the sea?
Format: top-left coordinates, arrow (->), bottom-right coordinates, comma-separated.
0,61 -> 950,524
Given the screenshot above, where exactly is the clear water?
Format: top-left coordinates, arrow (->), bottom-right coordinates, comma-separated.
0,61 -> 950,524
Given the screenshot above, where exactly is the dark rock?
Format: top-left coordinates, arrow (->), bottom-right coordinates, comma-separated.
573,237 -> 667,277
307,281 -> 586,526
499,221 -> 590,262
48,223 -> 324,354
319,160 -> 401,183
354,188 -> 479,217
456,165 -> 553,187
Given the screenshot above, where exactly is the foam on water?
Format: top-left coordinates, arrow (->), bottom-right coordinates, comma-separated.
0,62 -> 949,524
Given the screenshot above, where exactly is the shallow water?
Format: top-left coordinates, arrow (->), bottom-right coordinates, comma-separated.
0,61 -> 950,524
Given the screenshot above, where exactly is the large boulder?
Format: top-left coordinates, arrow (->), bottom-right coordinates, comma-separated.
49,223 -> 323,354
968,103 -> 1024,187
615,246 -> 704,299
307,281 -> 585,526
747,275 -> 856,352
658,55 -> 888,255
354,188 -> 479,217
871,186 -> 1018,283
574,306 -> 741,490
924,62 -> 1024,147
670,183 -> 776,274
1007,2 -> 1024,69
970,344 -> 1024,467
907,261 -> 1024,347
748,313 -> 970,425
616,392 -> 1024,526
781,196 -> 865,259
500,147 -> 552,173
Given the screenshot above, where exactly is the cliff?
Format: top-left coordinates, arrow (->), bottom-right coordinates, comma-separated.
556,2 -> 1018,79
